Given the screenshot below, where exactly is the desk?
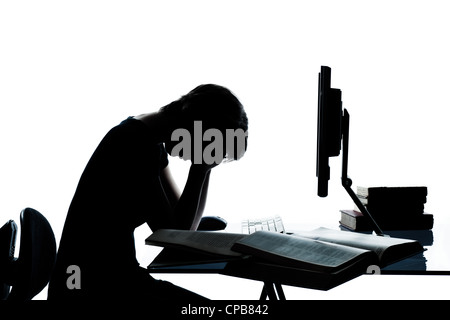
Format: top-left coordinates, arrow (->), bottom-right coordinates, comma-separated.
147,246 -> 374,299
136,220 -> 450,300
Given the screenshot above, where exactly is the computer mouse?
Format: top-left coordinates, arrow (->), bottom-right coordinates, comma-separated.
198,216 -> 227,231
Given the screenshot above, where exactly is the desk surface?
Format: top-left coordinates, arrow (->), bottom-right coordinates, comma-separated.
135,218 -> 450,299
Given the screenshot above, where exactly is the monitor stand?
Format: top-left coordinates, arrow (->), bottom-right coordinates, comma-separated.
341,109 -> 386,236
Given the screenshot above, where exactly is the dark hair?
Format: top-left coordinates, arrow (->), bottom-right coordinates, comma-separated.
160,84 -> 248,133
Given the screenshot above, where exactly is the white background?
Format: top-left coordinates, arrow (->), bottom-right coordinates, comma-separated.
1,1 -> 450,300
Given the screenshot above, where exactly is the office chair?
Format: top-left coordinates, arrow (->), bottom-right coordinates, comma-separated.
0,207 -> 56,301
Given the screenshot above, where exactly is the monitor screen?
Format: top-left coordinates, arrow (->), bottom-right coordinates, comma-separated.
316,66 -> 343,197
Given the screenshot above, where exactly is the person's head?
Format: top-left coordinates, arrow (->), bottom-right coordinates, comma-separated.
161,84 -> 248,163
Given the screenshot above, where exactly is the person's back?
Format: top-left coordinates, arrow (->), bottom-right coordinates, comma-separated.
49,117 -> 169,300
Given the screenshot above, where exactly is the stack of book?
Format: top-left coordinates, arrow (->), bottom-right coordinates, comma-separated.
340,186 -> 434,231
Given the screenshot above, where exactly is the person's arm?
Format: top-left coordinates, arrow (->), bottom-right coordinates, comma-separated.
195,169 -> 210,225
173,165 -> 211,230
159,165 -> 181,208
159,164 -> 213,230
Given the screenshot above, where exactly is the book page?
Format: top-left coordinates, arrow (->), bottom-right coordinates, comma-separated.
232,231 -> 372,272
292,227 -> 419,258
146,229 -> 247,257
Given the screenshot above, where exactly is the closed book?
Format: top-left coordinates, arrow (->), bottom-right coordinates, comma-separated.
376,214 -> 434,230
357,186 -> 428,204
340,210 -> 372,231
353,203 -> 425,217
341,210 -> 434,231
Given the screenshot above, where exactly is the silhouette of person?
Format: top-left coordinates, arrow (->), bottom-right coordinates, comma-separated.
48,84 -> 248,302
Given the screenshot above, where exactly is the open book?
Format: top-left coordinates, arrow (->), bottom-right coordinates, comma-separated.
146,227 -> 424,273
290,227 -> 424,268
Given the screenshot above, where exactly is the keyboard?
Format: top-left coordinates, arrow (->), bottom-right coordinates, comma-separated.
241,215 -> 285,234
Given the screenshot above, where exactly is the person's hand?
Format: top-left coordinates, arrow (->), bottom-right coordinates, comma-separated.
190,160 -> 219,174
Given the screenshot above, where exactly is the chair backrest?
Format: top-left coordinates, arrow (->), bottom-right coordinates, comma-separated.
7,208 -> 57,301
0,219 -> 18,299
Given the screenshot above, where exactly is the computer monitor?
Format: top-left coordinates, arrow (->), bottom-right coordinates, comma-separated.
316,66 -> 343,197
316,66 -> 384,236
